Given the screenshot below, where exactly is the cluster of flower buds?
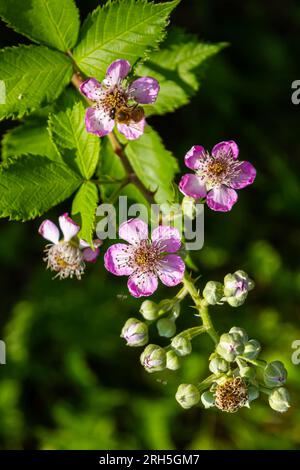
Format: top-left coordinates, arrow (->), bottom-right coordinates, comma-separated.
202,270 -> 255,307
175,326 -> 290,413
120,295 -> 198,374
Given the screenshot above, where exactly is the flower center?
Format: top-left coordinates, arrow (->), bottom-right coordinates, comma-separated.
133,240 -> 161,270
197,152 -> 241,188
100,86 -> 127,115
44,241 -> 85,280
208,160 -> 227,176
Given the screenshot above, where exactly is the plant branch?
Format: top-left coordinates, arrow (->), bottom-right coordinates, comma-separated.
183,272 -> 219,345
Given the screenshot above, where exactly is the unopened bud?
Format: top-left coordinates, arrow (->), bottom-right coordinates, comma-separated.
201,391 -> 215,409
242,339 -> 261,360
248,385 -> 259,403
140,300 -> 159,320
157,317 -> 176,338
229,327 -> 248,344
140,344 -> 166,373
175,384 -> 200,409
239,365 -> 256,380
269,387 -> 290,413
264,361 -> 287,388
203,281 -> 224,305
224,271 -> 254,307
216,332 -> 245,362
121,318 -> 148,347
224,270 -> 255,296
171,336 -> 192,356
209,356 -> 229,374
166,350 -> 181,370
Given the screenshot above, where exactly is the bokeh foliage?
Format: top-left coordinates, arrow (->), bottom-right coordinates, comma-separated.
0,0 -> 300,450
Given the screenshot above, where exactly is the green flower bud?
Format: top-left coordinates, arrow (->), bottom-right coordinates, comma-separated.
226,291 -> 248,307
224,271 -> 254,307
242,339 -> 261,359
203,281 -> 224,305
248,385 -> 259,403
121,318 -> 148,347
157,317 -> 176,338
209,356 -> 230,374
224,270 -> 255,297
229,327 -> 248,344
140,344 -> 166,373
216,332 -> 245,362
175,384 -> 200,409
269,387 -> 290,413
139,300 -> 159,320
182,196 -> 197,219
264,361 -> 287,388
166,350 -> 181,370
171,336 -> 192,357
201,391 -> 215,409
239,365 -> 256,380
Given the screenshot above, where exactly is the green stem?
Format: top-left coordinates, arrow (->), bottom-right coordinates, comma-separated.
176,326 -> 207,340
196,374 -> 221,393
237,356 -> 267,368
182,272 -> 219,345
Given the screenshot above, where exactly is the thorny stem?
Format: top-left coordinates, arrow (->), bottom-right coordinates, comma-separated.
182,272 -> 219,345
70,71 -> 156,205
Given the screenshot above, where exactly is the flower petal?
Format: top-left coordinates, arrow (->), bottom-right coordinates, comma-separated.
85,107 -> 114,137
79,238 -> 102,249
184,145 -> 206,170
104,243 -> 134,276
230,161 -> 256,189
179,174 -> 207,199
151,226 -> 181,253
38,220 -> 59,244
157,254 -> 185,287
105,59 -> 131,86
59,213 -> 80,242
212,141 -> 239,160
128,77 -> 160,104
117,118 -> 145,140
82,247 -> 100,263
119,218 -> 148,245
79,78 -> 102,101
127,271 -> 158,298
206,185 -> 238,212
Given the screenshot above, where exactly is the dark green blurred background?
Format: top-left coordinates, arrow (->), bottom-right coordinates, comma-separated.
0,0 -> 300,450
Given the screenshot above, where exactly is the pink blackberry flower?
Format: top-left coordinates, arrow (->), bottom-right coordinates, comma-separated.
104,218 -> 185,298
39,213 -> 102,280
80,59 -> 159,140
179,141 -> 256,212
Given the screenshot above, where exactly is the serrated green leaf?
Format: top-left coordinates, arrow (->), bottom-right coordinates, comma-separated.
73,0 -> 180,78
0,155 -> 81,221
1,120 -> 61,161
137,38 -> 226,115
125,126 -> 178,204
72,181 -> 99,246
0,45 -> 73,120
98,136 -> 146,204
0,0 -> 80,52
49,102 -> 100,179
